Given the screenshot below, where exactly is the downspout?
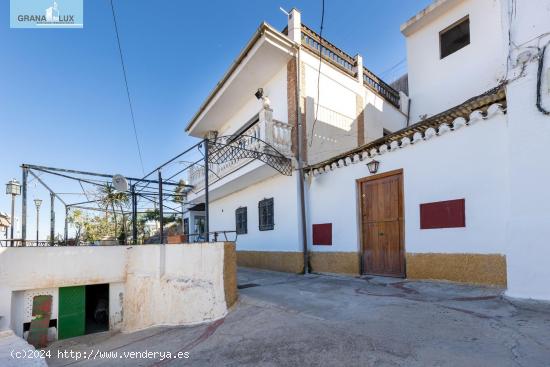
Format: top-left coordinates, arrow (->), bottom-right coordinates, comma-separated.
406,97 -> 412,127
295,48 -> 309,274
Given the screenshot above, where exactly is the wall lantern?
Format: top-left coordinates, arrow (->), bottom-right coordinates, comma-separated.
366,159 -> 380,174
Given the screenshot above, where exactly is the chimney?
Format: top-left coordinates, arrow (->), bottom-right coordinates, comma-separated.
288,8 -> 301,44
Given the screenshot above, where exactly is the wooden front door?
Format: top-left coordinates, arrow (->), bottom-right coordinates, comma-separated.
359,170 -> 404,277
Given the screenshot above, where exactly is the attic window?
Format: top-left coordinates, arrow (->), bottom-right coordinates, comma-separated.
440,16 -> 470,59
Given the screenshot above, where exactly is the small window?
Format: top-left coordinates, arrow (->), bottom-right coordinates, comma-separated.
440,16 -> 470,59
235,207 -> 247,235
183,218 -> 189,235
258,198 -> 274,231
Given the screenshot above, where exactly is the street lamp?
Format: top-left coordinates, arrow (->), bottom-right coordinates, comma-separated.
34,198 -> 42,245
5,179 -> 21,245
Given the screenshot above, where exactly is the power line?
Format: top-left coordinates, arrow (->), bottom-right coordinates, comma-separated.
379,58 -> 406,78
109,0 -> 146,175
309,0 -> 325,147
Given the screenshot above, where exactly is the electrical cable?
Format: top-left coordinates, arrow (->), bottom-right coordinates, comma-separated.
379,58 -> 406,78
536,43 -> 550,115
309,0 -> 325,147
109,0 -> 146,175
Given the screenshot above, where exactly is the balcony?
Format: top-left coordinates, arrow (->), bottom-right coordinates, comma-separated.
188,108 -> 293,199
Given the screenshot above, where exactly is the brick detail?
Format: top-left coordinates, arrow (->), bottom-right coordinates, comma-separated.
356,94 -> 365,146
287,58 -> 298,156
287,58 -> 307,163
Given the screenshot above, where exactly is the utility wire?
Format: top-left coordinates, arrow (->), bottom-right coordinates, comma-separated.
109,0 -> 146,175
309,0 -> 325,147
379,58 -> 406,78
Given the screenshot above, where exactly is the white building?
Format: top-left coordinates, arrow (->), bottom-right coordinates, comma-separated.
186,0 -> 550,301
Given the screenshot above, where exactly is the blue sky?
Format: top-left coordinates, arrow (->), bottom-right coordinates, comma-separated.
0,0 -> 431,239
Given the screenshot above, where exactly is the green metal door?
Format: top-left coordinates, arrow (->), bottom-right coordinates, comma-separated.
58,286 -> 85,340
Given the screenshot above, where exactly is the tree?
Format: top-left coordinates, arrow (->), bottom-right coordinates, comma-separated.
67,209 -> 85,244
96,184 -> 129,239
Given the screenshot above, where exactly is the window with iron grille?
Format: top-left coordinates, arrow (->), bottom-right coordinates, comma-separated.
258,198 -> 274,231
235,207 -> 247,235
440,16 -> 470,59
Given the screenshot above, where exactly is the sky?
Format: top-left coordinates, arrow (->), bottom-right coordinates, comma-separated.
0,0 -> 432,240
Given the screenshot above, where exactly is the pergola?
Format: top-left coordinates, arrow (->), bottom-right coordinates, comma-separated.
16,134 -> 292,246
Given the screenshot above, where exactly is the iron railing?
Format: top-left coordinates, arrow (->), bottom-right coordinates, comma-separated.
0,231 -> 238,247
300,24 -> 401,109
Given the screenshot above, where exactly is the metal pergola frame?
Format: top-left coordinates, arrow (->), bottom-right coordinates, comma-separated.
18,163 -> 189,246
16,133 -> 292,246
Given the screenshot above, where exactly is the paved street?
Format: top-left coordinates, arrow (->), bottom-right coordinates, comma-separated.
46,268 -> 550,366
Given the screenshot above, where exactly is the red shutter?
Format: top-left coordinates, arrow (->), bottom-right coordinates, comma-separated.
420,199 -> 465,229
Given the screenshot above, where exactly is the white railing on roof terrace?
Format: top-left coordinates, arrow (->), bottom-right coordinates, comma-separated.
188,108 -> 292,191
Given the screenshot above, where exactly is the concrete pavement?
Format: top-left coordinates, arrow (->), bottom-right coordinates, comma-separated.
44,268 -> 550,366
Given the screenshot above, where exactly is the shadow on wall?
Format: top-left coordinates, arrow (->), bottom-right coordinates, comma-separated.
307,96 -> 362,165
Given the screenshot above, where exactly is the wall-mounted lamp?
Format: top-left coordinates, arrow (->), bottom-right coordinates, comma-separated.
366,159 -> 380,174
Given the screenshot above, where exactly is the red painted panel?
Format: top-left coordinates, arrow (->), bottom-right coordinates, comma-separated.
420,199 -> 465,229
313,223 -> 332,245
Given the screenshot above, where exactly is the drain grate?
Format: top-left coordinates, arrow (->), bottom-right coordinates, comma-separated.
237,283 -> 260,289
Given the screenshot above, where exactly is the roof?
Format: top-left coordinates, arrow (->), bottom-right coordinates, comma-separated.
0,212 -> 10,228
185,20 -> 401,135
401,0 -> 462,36
305,84 -> 506,173
184,22 -> 296,133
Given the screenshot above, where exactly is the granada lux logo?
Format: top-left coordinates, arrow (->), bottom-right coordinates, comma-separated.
17,1 -> 76,25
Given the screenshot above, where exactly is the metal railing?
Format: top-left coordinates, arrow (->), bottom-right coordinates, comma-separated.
186,230 -> 238,243
0,231 -> 238,247
0,239 -> 86,247
363,68 -> 400,108
300,24 -> 401,109
188,120 -> 293,189
301,24 -> 355,76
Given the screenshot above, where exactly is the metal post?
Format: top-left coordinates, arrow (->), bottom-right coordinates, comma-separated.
204,139 -> 209,241
10,194 -> 15,246
21,167 -> 28,246
50,193 -> 55,246
36,205 -> 40,245
158,170 -> 164,245
131,184 -> 137,245
64,206 -> 69,244
181,201 -> 184,230
294,52 -> 309,274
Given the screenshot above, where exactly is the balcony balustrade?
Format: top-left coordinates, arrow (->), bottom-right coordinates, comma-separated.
188,110 -> 292,191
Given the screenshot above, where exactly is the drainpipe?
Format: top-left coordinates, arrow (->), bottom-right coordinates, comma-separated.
295,49 -> 309,274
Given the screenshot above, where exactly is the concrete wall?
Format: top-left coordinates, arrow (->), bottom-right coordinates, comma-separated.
404,0 -> 507,122
123,243 -> 232,332
0,243 -> 237,336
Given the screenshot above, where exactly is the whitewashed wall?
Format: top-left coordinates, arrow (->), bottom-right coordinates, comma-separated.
123,243 -> 228,332
209,173 -> 301,252
218,65 -> 287,136
502,0 -> 550,301
301,50 -> 407,164
0,243 -> 232,335
307,110 -> 508,257
404,0 -> 507,122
